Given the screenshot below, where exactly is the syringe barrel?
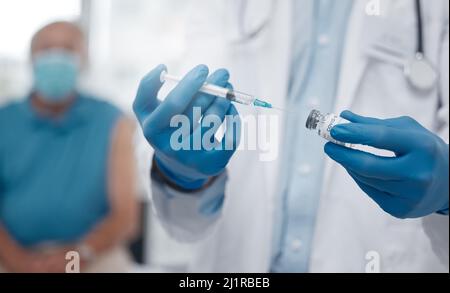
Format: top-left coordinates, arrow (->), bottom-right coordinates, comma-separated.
161,71 -> 260,107
227,91 -> 255,105
161,71 -> 230,99
200,84 -> 230,98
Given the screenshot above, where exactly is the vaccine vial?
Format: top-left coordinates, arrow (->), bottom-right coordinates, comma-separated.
305,110 -> 353,148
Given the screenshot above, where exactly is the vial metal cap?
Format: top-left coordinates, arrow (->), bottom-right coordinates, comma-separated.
306,110 -> 321,130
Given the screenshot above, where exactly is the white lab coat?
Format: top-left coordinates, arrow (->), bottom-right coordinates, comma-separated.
151,0 -> 449,272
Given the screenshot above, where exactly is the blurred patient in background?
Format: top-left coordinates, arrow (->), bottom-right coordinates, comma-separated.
0,22 -> 138,273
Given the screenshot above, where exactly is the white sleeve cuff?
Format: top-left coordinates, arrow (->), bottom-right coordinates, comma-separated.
151,170 -> 227,243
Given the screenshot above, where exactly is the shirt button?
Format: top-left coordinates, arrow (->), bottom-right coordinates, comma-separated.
308,98 -> 320,108
297,164 -> 312,176
291,239 -> 303,252
318,34 -> 330,46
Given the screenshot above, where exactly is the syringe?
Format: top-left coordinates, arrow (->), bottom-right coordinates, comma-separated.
160,71 -> 274,109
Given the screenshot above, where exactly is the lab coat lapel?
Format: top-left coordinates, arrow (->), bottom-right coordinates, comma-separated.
334,0 -> 371,113
260,0 -> 292,202
324,0 -> 375,190
333,0 -> 397,112
255,1 -> 292,269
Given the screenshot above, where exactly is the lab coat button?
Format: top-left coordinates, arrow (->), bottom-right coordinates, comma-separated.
297,165 -> 312,176
318,34 -> 330,45
291,240 -> 303,252
308,98 -> 320,108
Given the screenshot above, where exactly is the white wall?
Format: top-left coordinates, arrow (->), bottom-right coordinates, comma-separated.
85,0 -> 192,113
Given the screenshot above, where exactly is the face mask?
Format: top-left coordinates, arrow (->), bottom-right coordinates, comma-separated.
33,49 -> 81,103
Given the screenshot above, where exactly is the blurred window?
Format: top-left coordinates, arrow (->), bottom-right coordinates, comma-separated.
0,0 -> 81,102
0,0 -> 81,59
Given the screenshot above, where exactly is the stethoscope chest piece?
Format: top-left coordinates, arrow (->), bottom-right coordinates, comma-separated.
404,53 -> 438,91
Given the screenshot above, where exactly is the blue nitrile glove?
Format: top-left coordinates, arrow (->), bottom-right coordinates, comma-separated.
325,111 -> 449,219
133,65 -> 241,190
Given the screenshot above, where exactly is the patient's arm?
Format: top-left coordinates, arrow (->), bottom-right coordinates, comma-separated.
79,117 -> 139,259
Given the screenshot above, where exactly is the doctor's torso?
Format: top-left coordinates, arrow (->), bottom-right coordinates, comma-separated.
183,0 -> 449,273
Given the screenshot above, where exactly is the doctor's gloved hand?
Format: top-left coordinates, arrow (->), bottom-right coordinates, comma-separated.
325,111 -> 449,219
133,65 -> 241,191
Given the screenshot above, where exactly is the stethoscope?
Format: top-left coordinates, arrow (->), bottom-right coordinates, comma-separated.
403,0 -> 438,91
237,0 -> 438,92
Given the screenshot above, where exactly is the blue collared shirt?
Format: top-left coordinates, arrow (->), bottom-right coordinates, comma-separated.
270,0 -> 354,273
